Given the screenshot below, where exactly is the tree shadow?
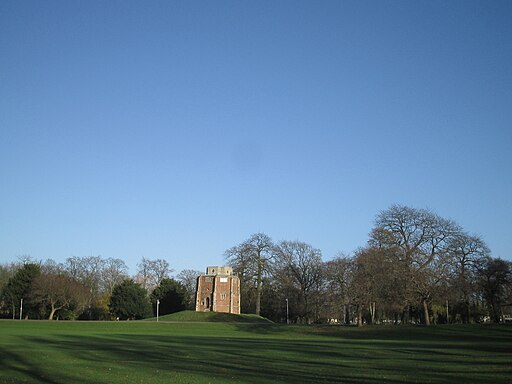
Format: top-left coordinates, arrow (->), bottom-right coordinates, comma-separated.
5,328 -> 510,384
1,323 -> 511,383
7,333 -> 400,384
0,346 -> 69,384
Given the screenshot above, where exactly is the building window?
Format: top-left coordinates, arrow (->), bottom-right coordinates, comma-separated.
221,293 -> 227,300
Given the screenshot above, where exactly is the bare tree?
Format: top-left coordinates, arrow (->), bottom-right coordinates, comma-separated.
151,259 -> 172,287
136,257 -> 152,291
41,259 -> 64,274
477,257 -> 511,323
65,256 -> 104,298
364,246 -> 418,324
447,232 -> 490,323
176,269 -> 202,309
225,233 -> 274,316
324,255 -> 353,324
101,258 -> 129,295
17,255 -> 33,265
136,257 -> 172,292
371,205 -> 460,325
350,248 -> 392,325
65,256 -> 83,281
274,240 -> 323,323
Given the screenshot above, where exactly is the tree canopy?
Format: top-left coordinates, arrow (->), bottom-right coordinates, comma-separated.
109,280 -> 152,320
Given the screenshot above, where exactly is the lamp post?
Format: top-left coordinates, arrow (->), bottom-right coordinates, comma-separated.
156,299 -> 160,322
20,298 -> 23,321
285,298 -> 289,325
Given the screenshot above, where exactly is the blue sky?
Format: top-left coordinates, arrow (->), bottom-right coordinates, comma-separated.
1,0 -> 511,275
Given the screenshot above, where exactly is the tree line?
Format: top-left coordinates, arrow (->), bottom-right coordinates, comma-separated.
1,205 -> 511,324
226,205 -> 511,325
0,255 -> 200,320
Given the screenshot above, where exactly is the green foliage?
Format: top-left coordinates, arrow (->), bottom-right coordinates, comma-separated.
150,278 -> 186,316
0,263 -> 41,318
78,304 -> 111,321
0,322 -> 511,383
109,280 -> 152,320
0,264 -> 15,290
431,303 -> 448,324
78,293 -> 113,320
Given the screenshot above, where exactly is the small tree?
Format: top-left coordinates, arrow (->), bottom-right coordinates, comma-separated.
109,280 -> 152,320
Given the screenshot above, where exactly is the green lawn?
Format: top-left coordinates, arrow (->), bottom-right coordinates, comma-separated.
0,319 -> 511,383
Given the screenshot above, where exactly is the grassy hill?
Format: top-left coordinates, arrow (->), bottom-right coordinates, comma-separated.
146,310 -> 273,323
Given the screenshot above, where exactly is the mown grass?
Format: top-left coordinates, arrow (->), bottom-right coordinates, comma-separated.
0,319 -> 511,383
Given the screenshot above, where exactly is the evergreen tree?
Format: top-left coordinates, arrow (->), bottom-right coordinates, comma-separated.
109,280 -> 152,320
1,263 -> 41,319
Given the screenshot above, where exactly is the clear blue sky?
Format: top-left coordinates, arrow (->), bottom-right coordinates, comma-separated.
1,0 -> 511,275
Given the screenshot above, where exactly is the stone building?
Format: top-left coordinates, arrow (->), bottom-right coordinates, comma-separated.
195,266 -> 240,314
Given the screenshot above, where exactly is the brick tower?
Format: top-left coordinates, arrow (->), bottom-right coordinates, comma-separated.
195,266 -> 240,314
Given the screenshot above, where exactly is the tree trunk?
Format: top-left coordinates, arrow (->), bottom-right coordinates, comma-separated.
422,299 -> 430,326
48,305 -> 57,320
357,305 -> 363,327
255,255 -> 263,316
369,302 -> 376,325
464,300 -> 470,324
255,274 -> 261,316
48,303 -> 63,320
490,300 -> 501,323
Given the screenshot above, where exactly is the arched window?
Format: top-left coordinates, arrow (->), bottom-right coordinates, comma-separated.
205,297 -> 210,309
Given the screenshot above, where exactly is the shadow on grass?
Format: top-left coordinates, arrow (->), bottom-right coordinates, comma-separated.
1,321 -> 511,383
294,322 -> 511,339
2,326 -> 510,384
0,334 -> 406,383
0,347 -> 68,384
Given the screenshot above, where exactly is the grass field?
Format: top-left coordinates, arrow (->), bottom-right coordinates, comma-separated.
0,316 -> 511,383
